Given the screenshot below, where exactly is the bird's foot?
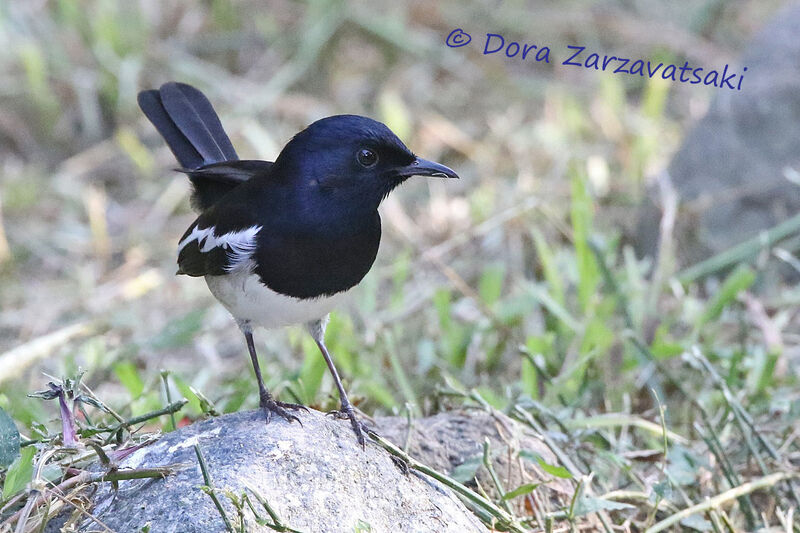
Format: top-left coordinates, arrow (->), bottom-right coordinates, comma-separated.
391,455 -> 411,475
327,405 -> 370,448
260,397 -> 307,426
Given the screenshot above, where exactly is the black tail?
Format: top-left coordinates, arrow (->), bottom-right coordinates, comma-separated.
137,82 -> 238,169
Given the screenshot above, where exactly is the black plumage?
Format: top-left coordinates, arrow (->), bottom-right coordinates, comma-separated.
139,82 -> 459,446
138,82 -> 237,168
138,82 -> 252,210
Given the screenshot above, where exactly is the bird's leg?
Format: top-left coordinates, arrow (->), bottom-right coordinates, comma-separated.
307,318 -> 368,447
317,338 -> 369,447
242,325 -> 306,425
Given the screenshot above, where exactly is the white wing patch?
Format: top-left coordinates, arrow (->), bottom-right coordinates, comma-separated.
178,224 -> 262,273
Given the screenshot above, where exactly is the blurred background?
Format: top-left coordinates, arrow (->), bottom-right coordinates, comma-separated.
1,0 -> 799,528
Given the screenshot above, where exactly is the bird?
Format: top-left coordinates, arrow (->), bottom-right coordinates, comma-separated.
137,82 -> 458,446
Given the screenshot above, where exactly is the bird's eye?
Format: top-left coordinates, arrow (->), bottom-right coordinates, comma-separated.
356,148 -> 378,168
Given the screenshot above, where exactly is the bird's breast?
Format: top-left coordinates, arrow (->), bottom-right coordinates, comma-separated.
205,272 -> 347,328
253,213 -> 381,299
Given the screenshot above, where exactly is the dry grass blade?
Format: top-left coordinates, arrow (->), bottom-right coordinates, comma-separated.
0,322 -> 106,386
646,472 -> 800,533
2,464 -> 179,531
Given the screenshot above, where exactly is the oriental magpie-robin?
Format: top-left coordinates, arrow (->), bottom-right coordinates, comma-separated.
138,82 -> 458,446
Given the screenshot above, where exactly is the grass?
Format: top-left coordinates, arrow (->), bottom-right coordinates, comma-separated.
1,0 -> 799,531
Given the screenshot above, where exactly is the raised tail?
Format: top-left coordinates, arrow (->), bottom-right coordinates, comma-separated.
137,82 -> 239,169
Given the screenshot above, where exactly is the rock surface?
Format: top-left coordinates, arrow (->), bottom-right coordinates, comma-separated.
636,2 -> 800,270
77,410 -> 489,533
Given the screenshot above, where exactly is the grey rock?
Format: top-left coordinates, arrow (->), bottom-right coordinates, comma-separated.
77,410 -> 489,533
637,2 -> 800,270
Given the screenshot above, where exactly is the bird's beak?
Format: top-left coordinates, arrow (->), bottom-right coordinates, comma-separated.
397,157 -> 459,179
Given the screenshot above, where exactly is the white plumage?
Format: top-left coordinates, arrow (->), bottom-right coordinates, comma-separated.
178,225 -> 263,274
205,272 -> 347,329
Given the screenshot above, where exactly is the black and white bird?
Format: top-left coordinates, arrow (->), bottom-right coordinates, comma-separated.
138,82 -> 458,445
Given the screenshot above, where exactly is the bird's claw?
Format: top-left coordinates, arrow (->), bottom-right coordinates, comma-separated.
260,398 -> 307,426
325,408 -> 349,420
391,455 -> 410,475
327,406 -> 370,448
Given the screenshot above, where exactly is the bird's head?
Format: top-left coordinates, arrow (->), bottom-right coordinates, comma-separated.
273,115 -> 458,217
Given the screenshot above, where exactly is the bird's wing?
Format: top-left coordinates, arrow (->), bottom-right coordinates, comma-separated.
176,217 -> 263,277
181,160 -> 273,211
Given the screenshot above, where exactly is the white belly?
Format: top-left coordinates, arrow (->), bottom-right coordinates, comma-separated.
205,273 -> 346,329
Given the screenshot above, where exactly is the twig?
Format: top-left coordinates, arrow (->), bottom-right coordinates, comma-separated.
105,400 -> 187,434
94,400 -> 186,445
646,472 -> 800,533
21,400 -> 187,447
88,467 -> 179,482
19,399 -> 188,447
